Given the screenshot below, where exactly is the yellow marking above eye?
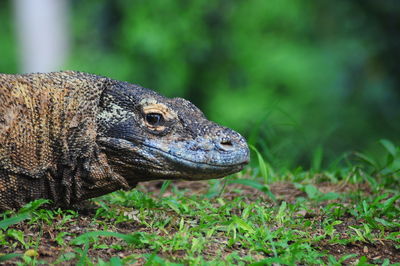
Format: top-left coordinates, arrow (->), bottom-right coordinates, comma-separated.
140,98 -> 177,130
140,98 -> 177,120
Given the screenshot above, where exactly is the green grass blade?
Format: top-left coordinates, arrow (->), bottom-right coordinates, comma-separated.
250,257 -> 285,265
379,139 -> 397,156
109,256 -> 124,266
311,145 -> 324,172
19,199 -> 50,213
232,216 -> 255,233
250,144 -> 274,183
159,180 -> 172,196
0,213 -> 30,230
382,194 -> 400,214
72,231 -> 143,245
354,152 -> 379,168
76,241 -> 90,266
0,253 -> 23,262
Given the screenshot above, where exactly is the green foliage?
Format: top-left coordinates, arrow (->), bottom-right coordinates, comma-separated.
0,253 -> 22,262
0,1 -> 17,73
64,0 -> 400,168
0,213 -> 30,231
1,163 -> 399,265
1,143 -> 398,264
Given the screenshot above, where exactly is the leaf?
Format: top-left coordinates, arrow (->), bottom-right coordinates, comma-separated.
379,139 -> 397,156
76,241 -> 90,266
0,213 -> 30,230
304,184 -> 320,199
54,252 -> 76,264
144,253 -> 170,265
349,226 -> 366,242
276,201 -> 287,223
363,173 -> 379,190
228,179 -> 263,190
354,152 -> 378,168
159,180 -> 171,196
19,199 -> 50,213
232,216 -> 255,234
250,145 -> 273,183
0,253 -> 22,262
338,254 -> 358,263
24,249 -> 38,257
319,192 -> 340,201
109,256 -> 124,266
7,229 -> 27,247
382,194 -> 400,214
163,198 -> 181,214
385,154 -> 394,168
71,231 -> 143,246
374,218 -> 400,228
249,257 -> 285,265
311,145 -> 323,172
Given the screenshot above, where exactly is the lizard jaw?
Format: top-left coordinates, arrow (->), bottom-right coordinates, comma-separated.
140,141 -> 249,180
97,136 -> 249,181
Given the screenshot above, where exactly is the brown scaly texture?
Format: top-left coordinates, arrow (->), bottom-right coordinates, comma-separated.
0,71 -> 249,210
0,71 -> 128,209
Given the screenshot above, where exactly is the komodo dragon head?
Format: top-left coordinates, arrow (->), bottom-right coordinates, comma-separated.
96,81 -> 249,182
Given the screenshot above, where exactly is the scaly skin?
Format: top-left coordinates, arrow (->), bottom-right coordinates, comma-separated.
0,71 -> 249,210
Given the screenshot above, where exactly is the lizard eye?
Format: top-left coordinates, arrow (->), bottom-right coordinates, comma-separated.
145,113 -> 164,127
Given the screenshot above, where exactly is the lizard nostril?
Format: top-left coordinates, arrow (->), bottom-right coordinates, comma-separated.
221,140 -> 233,147
218,138 -> 235,151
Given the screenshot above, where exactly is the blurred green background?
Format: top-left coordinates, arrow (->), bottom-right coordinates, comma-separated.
1,0 -> 399,169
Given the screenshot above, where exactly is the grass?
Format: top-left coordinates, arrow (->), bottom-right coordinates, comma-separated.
0,140 -> 399,265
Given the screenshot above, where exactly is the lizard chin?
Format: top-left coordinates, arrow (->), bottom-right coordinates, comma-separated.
97,136 -> 249,181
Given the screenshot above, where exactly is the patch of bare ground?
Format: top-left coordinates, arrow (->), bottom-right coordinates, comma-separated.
138,179 -> 372,204
319,240 -> 400,264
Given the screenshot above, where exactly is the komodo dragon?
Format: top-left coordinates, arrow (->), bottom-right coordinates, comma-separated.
0,71 -> 249,210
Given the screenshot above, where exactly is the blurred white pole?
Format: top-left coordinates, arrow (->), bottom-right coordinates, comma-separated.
13,0 -> 69,73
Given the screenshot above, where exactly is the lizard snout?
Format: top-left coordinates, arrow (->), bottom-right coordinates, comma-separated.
214,130 -> 250,165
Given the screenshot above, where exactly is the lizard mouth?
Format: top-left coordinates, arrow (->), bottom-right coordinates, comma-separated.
142,141 -> 249,167
143,142 -> 249,177
98,136 -> 249,180
145,147 -> 248,180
